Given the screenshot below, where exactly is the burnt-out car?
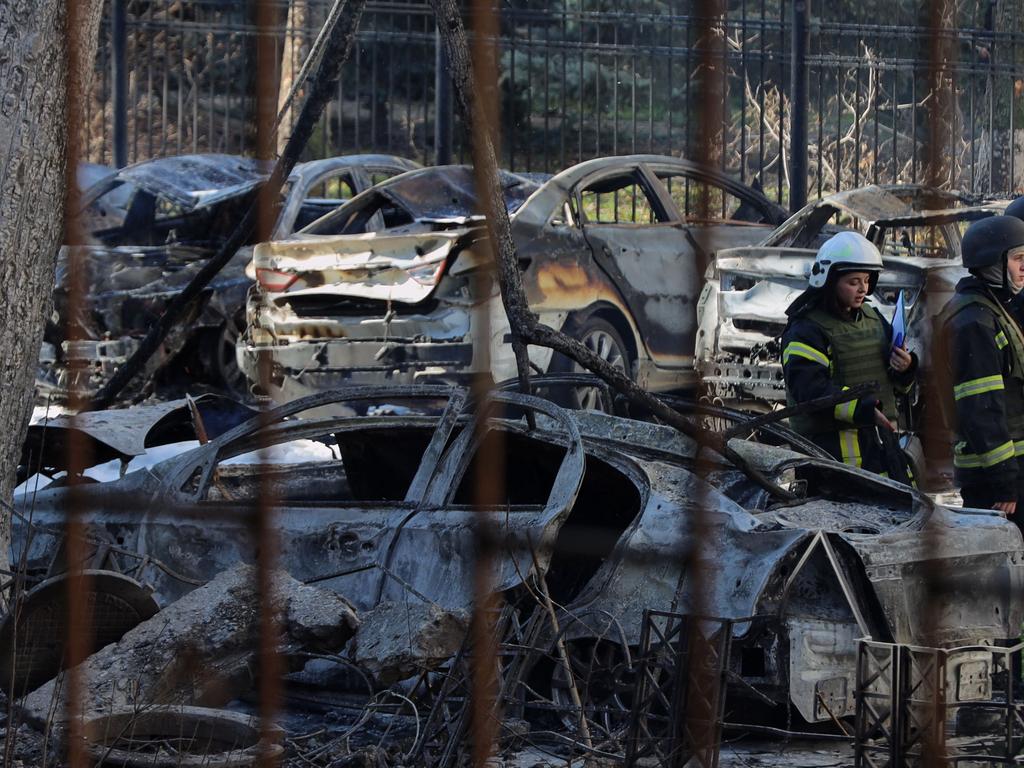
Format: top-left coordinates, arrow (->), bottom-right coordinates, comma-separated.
13,387 -> 1022,724
47,153 -> 420,399
696,185 -> 1005,413
238,156 -> 786,403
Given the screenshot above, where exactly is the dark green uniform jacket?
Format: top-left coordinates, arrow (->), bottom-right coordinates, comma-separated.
782,292 -> 916,473
943,276 -> 1024,502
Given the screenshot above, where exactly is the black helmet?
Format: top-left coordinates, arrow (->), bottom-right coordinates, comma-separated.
1005,195 -> 1024,222
961,215 -> 1024,269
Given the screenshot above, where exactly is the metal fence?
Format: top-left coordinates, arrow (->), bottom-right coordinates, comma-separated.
87,0 -> 1024,206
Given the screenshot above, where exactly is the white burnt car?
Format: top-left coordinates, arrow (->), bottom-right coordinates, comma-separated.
696,185 -> 1006,414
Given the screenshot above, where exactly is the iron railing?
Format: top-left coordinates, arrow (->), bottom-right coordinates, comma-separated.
85,0 -> 1024,204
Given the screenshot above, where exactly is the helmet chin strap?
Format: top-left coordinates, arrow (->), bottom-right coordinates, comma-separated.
1009,267 -> 1023,295
975,259 -> 1023,295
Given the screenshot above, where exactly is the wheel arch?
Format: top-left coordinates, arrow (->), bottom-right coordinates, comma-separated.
558,303 -> 642,370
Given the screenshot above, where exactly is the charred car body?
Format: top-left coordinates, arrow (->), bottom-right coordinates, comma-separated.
47,153 -> 419,398
696,185 -> 1005,412
238,155 -> 786,402
14,387 -> 1023,723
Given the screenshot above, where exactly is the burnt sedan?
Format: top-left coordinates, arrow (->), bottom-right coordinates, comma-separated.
238,155 -> 786,403
12,387 -> 1023,725
47,153 -> 420,399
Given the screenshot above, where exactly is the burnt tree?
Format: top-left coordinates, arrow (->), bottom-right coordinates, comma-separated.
0,0 -> 103,575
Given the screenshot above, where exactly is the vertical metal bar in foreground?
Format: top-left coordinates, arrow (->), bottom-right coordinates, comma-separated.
686,0 -> 724,762
64,0 -> 94,765
110,0 -> 128,168
920,0 -> 956,764
467,0 -> 505,760
435,28 -> 453,166
254,2 -> 282,765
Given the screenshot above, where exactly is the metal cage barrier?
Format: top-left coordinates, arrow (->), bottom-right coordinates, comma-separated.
625,610 -> 734,768
855,637 -> 1024,768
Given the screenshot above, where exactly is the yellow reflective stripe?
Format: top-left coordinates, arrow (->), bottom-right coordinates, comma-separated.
834,397 -> 858,422
953,375 -> 1004,401
953,440 -> 1016,469
839,429 -> 862,468
997,330 -> 1009,350
1015,440 -> 1024,456
783,341 -> 830,367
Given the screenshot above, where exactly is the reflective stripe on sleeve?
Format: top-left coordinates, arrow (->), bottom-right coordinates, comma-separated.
783,341 -> 830,367
952,440 -> 1016,469
952,375 -> 1004,401
834,395 -> 858,423
839,429 -> 862,468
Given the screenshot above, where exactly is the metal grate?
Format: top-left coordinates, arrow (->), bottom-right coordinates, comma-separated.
855,638 -> 1024,768
625,610 -> 734,768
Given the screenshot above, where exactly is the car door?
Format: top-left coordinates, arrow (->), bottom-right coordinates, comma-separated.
653,167 -> 778,259
575,165 -> 701,367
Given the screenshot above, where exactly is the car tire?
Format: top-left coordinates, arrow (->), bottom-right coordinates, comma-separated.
550,315 -> 633,411
202,311 -> 251,401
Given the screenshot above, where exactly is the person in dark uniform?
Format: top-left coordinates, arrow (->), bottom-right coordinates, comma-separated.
941,215 -> 1024,519
782,231 -> 917,475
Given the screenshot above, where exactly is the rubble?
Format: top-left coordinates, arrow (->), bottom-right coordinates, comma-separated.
352,600 -> 470,685
19,564 -> 358,727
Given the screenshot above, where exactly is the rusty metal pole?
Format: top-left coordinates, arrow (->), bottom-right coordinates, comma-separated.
921,1 -> 955,764
466,4 -> 504,765
254,2 -> 282,765
688,0 -> 725,761
64,0 -> 94,764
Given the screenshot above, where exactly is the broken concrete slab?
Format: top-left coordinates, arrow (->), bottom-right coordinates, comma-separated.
20,564 -> 358,729
351,600 -> 469,685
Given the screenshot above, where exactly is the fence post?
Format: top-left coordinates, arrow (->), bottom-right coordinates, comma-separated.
789,0 -> 810,210
111,0 -> 128,168
435,28 -> 453,165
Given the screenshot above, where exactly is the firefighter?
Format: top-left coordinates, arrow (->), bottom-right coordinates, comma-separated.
942,215 -> 1024,518
782,231 -> 917,475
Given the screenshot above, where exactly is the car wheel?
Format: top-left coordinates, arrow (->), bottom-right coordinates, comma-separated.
551,316 -> 633,411
202,311 -> 251,401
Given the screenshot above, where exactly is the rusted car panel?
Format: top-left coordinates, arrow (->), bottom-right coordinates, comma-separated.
696,185 -> 1006,408
239,156 -> 787,402
46,154 -> 420,398
14,387 -> 1022,722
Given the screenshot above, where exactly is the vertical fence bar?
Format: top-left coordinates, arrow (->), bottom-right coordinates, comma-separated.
435,28 -> 453,165
789,0 -> 809,210
111,0 -> 128,167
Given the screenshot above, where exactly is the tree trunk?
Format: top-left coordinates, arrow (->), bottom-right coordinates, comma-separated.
0,0 -> 103,574
277,0 -> 310,156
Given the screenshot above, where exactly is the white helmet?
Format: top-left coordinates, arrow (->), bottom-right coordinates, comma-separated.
808,231 -> 883,289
